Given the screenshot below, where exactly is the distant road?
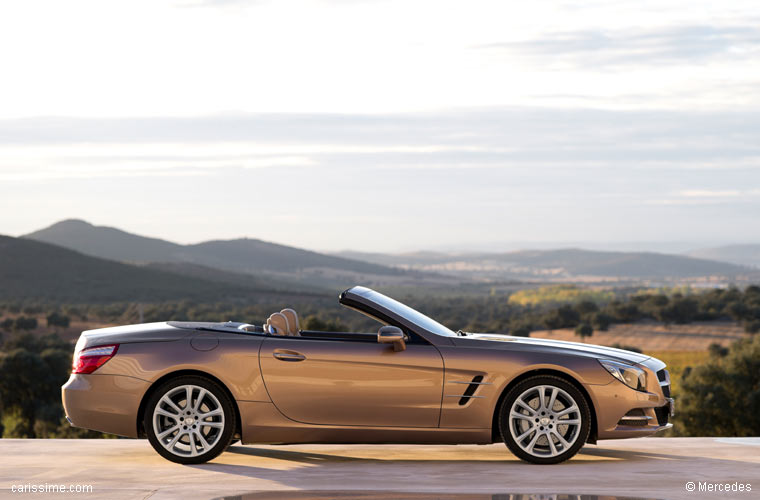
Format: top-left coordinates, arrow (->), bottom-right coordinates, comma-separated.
1,438 -> 759,500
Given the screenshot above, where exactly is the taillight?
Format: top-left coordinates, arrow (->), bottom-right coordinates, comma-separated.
72,344 -> 119,374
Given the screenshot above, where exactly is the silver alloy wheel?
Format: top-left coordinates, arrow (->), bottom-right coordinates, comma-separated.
152,384 -> 225,458
508,384 -> 582,458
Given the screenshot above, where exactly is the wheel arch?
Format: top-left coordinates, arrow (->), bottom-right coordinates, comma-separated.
136,369 -> 242,439
490,368 -> 598,444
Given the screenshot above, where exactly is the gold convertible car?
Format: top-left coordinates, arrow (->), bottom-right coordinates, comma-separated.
62,286 -> 674,464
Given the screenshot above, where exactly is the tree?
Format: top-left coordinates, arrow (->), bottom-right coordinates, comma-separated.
0,349 -> 46,435
574,323 -> 593,342
0,334 -> 73,438
744,320 -> 760,334
13,316 -> 37,331
302,315 -> 348,332
726,301 -> 749,321
708,343 -> 729,358
606,302 -> 640,323
46,312 -> 70,329
678,335 -> 760,436
575,300 -> 599,315
542,305 -> 580,330
511,326 -> 531,337
591,312 -> 612,331
1,407 -> 33,438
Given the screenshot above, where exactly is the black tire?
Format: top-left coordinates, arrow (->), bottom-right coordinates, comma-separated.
144,375 -> 236,464
499,375 -> 591,464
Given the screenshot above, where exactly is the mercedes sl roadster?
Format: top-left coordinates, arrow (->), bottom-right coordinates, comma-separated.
62,286 -> 674,464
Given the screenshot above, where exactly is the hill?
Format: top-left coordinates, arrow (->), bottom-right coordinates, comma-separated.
25,220 -> 410,288
335,248 -> 748,281
687,244 -> 760,268
25,219 -> 181,263
0,235 -> 323,303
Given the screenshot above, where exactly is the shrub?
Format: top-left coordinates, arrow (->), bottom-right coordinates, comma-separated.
46,312 -> 70,328
591,312 -> 612,331
608,343 -> 642,353
542,305 -> 581,330
708,343 -> 729,358
511,326 -> 531,337
574,323 -> 593,341
14,316 -> 37,331
744,320 -> 760,334
678,335 -> 760,436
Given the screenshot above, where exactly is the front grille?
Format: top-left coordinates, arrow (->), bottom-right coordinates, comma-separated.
654,405 -> 669,426
618,408 -> 649,427
657,369 -> 671,397
619,418 -> 648,427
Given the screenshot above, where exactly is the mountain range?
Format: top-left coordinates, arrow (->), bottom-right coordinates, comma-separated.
0,219 -> 755,304
0,235 -> 324,303
336,248 -> 750,281
686,244 -> 760,268
24,219 -> 423,290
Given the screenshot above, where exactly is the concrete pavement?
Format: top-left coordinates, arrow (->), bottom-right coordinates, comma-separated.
1,438 -> 758,500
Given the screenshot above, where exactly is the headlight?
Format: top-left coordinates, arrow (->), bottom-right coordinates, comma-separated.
599,359 -> 647,391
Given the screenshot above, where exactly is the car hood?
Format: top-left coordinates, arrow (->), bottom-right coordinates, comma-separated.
457,333 -> 651,365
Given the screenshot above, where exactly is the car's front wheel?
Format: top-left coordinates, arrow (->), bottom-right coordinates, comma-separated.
144,376 -> 235,464
499,375 -> 590,464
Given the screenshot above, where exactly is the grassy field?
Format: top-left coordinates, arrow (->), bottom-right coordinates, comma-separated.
508,284 -> 616,305
643,350 -> 710,396
530,320 -> 746,351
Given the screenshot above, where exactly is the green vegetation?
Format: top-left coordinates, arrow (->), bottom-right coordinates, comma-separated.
574,323 -> 593,341
13,316 -> 38,331
508,285 -> 615,306
644,350 -> 710,398
509,285 -> 760,336
46,312 -> 70,328
0,332 -> 111,438
1,283 -> 758,439
676,335 -> 760,436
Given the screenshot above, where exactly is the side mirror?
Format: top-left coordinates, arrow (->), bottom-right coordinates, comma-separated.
377,325 -> 406,352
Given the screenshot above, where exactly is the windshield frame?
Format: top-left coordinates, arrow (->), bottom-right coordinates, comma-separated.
339,286 -> 457,339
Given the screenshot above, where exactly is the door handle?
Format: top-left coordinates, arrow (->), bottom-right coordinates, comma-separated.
273,350 -> 306,362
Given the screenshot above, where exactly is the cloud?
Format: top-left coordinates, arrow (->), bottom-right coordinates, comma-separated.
1,109 -> 759,217
175,0 -> 264,7
2,108 -> 760,152
679,189 -> 743,198
475,25 -> 760,68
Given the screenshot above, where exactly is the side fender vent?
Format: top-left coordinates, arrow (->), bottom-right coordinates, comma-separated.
459,375 -> 484,406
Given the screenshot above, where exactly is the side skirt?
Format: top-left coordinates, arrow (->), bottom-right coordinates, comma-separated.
238,401 -> 492,445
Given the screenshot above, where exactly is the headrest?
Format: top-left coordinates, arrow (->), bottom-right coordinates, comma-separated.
280,308 -> 300,336
267,312 -> 290,336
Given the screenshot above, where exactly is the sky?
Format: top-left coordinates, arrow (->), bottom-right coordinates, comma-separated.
0,0 -> 759,252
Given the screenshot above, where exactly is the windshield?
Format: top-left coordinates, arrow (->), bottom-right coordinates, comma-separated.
350,288 -> 457,337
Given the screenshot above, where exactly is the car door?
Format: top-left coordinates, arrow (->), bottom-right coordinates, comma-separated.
259,335 -> 444,427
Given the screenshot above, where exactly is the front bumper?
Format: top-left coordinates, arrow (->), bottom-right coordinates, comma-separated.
62,373 -> 150,438
591,377 -> 675,440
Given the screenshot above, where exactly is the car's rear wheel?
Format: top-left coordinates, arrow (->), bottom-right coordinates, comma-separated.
144,376 -> 235,464
499,375 -> 590,464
